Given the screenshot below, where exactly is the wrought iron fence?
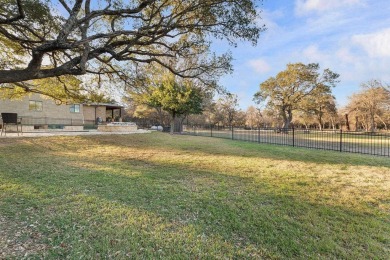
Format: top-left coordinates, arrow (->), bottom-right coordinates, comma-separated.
182,126 -> 390,157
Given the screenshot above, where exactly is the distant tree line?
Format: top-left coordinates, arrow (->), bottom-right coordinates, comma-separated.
125,62 -> 390,133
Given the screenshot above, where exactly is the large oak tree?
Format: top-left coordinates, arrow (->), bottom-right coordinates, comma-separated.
140,74 -> 204,134
0,0 -> 264,97
254,63 -> 339,129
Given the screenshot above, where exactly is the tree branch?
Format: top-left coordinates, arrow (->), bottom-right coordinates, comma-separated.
0,0 -> 25,24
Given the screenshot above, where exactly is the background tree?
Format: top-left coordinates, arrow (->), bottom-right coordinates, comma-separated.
346,80 -> 390,131
130,104 -> 170,127
254,63 -> 339,128
140,75 -> 204,134
192,96 -> 218,126
245,106 -> 262,129
292,111 -> 315,129
233,110 -> 246,127
322,99 -> 339,130
0,0 -> 264,99
301,93 -> 338,130
215,93 -> 239,129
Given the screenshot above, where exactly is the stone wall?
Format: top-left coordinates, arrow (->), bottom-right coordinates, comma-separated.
98,125 -> 138,132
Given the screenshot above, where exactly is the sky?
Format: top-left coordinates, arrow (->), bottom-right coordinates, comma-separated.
216,0 -> 390,109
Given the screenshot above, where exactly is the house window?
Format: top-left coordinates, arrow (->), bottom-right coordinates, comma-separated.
29,100 -> 43,111
70,104 -> 80,113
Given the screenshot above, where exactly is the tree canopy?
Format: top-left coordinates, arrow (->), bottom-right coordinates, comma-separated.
0,0 -> 264,98
254,63 -> 339,128
346,80 -> 390,131
215,93 -> 239,128
141,74 -> 204,133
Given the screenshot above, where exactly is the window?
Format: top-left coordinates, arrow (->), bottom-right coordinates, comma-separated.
29,101 -> 43,111
70,104 -> 80,113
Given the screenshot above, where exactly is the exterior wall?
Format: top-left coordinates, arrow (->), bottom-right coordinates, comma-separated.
0,93 -> 84,125
0,94 -> 122,130
83,105 -> 106,123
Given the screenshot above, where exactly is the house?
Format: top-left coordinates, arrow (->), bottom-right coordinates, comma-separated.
0,93 -> 123,131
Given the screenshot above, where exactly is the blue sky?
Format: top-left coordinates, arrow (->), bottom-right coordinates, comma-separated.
217,0 -> 390,109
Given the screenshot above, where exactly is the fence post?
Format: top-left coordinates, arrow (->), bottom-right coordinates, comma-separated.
232,126 -> 234,140
292,127 -> 295,147
258,127 -> 260,143
211,124 -> 213,137
340,129 -> 343,152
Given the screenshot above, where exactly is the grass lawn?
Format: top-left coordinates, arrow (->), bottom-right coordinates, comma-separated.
0,132 -> 389,258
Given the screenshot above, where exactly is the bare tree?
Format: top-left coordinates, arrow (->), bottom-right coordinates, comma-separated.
245,105 -> 262,128
216,93 -> 239,129
346,80 -> 390,132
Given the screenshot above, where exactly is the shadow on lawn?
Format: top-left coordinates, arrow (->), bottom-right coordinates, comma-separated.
82,133 -> 390,168
1,148 -> 389,259
2,133 -> 389,169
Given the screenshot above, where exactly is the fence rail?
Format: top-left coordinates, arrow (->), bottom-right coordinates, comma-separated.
0,116 -> 98,129
20,117 -> 87,126
182,126 -> 390,157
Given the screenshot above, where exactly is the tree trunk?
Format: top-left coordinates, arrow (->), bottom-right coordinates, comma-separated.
369,113 -> 375,132
180,115 -> 187,133
330,117 -> 335,130
170,113 -> 175,134
345,114 -> 350,131
317,116 -> 323,130
318,108 -> 323,130
376,115 -> 388,130
282,109 -> 292,129
355,116 -> 359,131
154,107 -> 164,127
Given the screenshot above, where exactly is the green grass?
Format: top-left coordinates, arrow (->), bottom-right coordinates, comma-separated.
0,133 -> 389,259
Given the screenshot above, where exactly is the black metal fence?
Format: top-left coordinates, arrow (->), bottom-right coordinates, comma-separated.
182,126 -> 390,157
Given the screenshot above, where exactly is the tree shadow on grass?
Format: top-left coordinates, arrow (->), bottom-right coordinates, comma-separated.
2,133 -> 388,169
0,150 -> 389,259
77,133 -> 390,168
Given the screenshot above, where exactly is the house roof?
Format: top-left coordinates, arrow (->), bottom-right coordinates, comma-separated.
83,103 -> 124,109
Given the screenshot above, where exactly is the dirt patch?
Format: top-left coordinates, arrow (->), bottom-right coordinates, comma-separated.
0,138 -> 24,147
0,215 -> 48,258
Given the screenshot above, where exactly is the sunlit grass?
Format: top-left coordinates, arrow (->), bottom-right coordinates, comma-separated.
0,133 -> 389,258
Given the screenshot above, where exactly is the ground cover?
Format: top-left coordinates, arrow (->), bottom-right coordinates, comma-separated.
0,133 -> 389,258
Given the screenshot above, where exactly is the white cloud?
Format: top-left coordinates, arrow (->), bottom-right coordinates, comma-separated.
295,0 -> 363,16
352,28 -> 390,57
301,45 -> 328,62
260,9 -> 284,31
336,47 -> 358,64
248,59 -> 271,74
